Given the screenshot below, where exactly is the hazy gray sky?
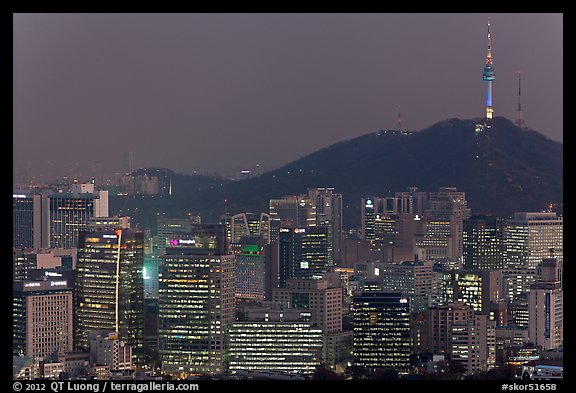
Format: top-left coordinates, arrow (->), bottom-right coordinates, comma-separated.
13,13 -> 563,183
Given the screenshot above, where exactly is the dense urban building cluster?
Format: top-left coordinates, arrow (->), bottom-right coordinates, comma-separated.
12,182 -> 563,380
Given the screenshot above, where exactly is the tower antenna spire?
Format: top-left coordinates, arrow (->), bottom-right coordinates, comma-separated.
482,17 -> 495,127
516,70 -> 525,128
397,105 -> 402,132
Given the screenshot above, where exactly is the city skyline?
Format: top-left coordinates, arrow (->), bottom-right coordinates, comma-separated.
12,11 -> 565,382
13,13 -> 562,183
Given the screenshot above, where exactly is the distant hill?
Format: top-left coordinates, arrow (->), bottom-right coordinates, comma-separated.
109,116 -> 563,232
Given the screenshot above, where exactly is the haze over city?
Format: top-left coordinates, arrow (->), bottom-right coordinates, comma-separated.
13,13 -> 562,183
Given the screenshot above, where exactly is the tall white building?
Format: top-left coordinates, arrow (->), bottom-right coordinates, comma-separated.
380,260 -> 436,312
506,212 -> 563,270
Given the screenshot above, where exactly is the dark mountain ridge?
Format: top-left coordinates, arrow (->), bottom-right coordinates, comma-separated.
110,116 -> 563,232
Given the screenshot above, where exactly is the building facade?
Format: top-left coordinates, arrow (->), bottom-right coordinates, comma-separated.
352,291 -> 411,371
158,224 -> 235,376
228,303 -> 323,375
75,228 -> 144,363
528,258 -> 563,350
13,279 -> 73,358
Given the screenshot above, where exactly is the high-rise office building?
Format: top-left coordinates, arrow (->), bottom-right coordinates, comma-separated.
394,187 -> 428,215
529,258 -> 563,350
427,301 -> 497,374
277,226 -> 329,286
269,195 -> 316,229
47,189 -> 109,248
230,236 -> 268,302
273,278 -> 345,366
142,229 -> 159,300
152,216 -> 201,299
361,188 -> 426,250
451,314 -> 497,374
13,192 -> 43,249
158,224 -> 235,376
13,278 -> 73,358
75,228 -> 144,363
455,270 -> 503,314
307,188 -> 343,264
228,302 -> 323,375
463,215 -> 506,270
502,269 -> 536,304
230,212 -> 271,244
380,260 -> 436,313
427,301 -> 473,355
417,187 -> 471,264
273,278 -> 342,335
505,212 -> 563,270
361,197 -> 376,241
352,291 -> 411,371
156,216 -> 201,256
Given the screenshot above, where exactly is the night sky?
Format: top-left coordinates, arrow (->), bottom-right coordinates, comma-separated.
13,13 -> 563,183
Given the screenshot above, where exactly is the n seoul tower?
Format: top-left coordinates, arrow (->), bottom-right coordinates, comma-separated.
482,18 -> 495,127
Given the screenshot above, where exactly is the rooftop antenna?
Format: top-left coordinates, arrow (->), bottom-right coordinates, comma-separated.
397,105 -> 402,131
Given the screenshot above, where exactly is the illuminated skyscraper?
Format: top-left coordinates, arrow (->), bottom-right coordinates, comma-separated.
455,270 -> 503,314
505,212 -> 563,271
463,215 -> 506,270
307,188 -> 343,264
269,195 -> 316,228
230,236 -> 268,302
361,197 -> 376,241
427,302 -> 496,374
269,195 -> 316,245
361,188 -> 427,244
417,187 -> 471,265
352,291 -> 411,371
273,278 -> 342,335
380,260 -> 436,313
158,224 -> 235,376
273,278 -> 346,366
277,226 -> 328,287
47,189 -> 109,248
230,212 -> 271,243
156,216 -> 200,255
75,228 -> 144,363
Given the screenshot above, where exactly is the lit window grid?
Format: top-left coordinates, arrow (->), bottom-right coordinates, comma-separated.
228,322 -> 323,374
